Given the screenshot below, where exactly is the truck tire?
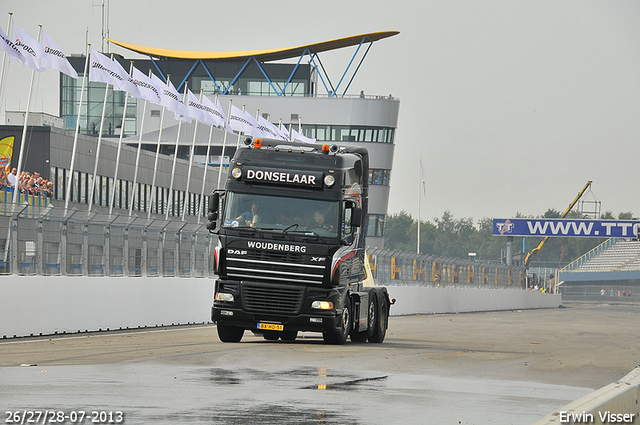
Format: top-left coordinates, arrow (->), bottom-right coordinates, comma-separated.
366,295 -> 377,339
217,323 -> 244,343
323,304 -> 351,345
368,294 -> 387,343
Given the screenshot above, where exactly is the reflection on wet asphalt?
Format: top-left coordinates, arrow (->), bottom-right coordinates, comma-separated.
0,362 -> 591,424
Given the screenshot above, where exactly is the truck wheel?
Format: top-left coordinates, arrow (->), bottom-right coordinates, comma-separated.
323,304 -> 351,345
366,295 -> 377,338
368,295 -> 387,343
217,323 -> 244,343
281,330 -> 298,341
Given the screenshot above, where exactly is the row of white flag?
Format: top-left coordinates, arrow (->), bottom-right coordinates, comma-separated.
0,23 -> 316,144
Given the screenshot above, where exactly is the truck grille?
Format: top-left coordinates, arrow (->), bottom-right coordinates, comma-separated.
242,284 -> 304,315
226,250 -> 325,284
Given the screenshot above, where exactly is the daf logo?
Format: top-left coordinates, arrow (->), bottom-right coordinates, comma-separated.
311,257 -> 325,262
228,249 -> 248,255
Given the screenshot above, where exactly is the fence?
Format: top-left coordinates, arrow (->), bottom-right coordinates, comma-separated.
0,202 -> 527,287
0,202 -> 214,278
366,247 -> 526,289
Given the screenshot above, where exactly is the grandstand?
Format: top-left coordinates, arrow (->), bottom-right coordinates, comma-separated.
558,238 -> 640,301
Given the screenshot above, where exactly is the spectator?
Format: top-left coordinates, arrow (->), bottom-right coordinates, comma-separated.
0,168 -> 9,188
7,167 -> 16,189
359,90 -> 365,98
44,181 -> 54,197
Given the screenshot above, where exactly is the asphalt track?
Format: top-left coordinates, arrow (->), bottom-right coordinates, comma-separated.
1,303 -> 638,424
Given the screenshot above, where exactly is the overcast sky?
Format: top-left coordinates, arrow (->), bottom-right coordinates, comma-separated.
3,1 -> 640,223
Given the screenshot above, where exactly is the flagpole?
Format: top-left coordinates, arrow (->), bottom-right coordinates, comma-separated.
197,94 -> 217,223
64,41 -> 89,210
109,62 -> 133,215
182,89 -> 203,221
14,25 -> 44,208
418,156 -> 421,254
0,13 -> 14,119
128,68 -> 152,217
147,75 -> 170,219
235,104 -> 246,149
166,82 -> 188,220
216,99 -> 232,190
88,54 -> 114,211
146,103 -> 165,219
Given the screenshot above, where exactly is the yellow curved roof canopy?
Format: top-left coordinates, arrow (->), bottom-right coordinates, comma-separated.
108,31 -> 399,62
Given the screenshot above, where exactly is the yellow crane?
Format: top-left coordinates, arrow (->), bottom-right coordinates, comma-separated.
523,181 -> 593,267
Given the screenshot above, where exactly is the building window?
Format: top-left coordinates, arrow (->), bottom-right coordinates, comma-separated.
61,74 -> 137,137
367,214 -> 386,237
369,169 -> 391,186
301,125 -> 394,144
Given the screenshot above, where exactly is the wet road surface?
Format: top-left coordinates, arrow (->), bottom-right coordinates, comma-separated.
1,303 -> 638,424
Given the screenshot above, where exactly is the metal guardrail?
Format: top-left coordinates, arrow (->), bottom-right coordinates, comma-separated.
366,247 -> 526,289
0,201 -> 526,286
0,202 -> 214,278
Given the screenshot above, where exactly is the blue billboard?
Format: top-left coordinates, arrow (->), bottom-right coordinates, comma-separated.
493,218 -> 640,238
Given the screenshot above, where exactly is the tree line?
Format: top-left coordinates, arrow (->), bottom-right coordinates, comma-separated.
382,209 -> 635,268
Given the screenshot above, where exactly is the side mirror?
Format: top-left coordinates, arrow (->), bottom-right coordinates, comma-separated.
354,160 -> 362,178
351,207 -> 363,228
208,192 -> 219,214
207,192 -> 221,233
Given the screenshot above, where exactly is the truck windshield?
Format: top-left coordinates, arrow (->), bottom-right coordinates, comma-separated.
222,192 -> 339,237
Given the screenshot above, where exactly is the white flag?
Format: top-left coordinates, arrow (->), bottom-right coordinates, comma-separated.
11,24 -> 44,71
186,90 -> 216,125
40,31 -> 77,78
0,25 -> 25,64
89,49 -> 141,98
229,105 -> 269,138
201,94 -> 232,131
149,74 -> 191,122
257,115 -> 287,140
278,121 -> 290,141
291,128 -> 316,144
420,158 -> 427,195
132,66 -> 162,105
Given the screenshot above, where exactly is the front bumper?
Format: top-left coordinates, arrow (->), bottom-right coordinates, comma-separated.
212,279 -> 346,334
212,305 -> 342,334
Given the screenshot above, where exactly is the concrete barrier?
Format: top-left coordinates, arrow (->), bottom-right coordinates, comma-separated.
531,366 -> 640,425
385,285 -> 562,315
1,276 -> 561,338
0,276 -> 213,338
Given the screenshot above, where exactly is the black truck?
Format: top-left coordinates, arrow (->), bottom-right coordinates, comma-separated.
207,137 -> 392,344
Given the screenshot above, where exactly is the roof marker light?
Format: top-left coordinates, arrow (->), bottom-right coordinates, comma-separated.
254,138 -> 262,148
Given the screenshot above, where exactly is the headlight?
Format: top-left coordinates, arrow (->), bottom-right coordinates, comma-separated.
323,175 -> 335,187
311,301 -> 334,310
231,167 -> 242,179
215,292 -> 235,302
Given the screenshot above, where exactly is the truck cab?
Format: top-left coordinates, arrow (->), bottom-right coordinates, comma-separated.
207,137 -> 391,344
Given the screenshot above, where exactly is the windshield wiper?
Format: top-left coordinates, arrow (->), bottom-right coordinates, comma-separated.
283,224 -> 299,232
233,226 -> 262,237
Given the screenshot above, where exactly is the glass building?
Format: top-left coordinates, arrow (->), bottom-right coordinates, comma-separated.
54,32 -> 400,247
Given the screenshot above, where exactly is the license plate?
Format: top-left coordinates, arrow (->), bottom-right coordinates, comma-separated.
257,323 -> 284,331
